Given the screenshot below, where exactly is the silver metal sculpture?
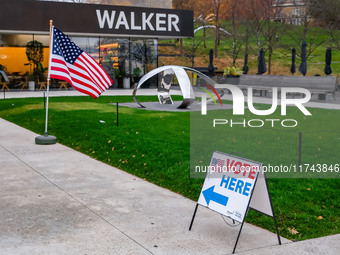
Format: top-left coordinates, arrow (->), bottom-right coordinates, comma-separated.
158,68 -> 174,105
194,25 -> 231,36
133,65 -> 216,109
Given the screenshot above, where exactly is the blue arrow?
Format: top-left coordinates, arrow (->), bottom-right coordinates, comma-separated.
203,185 -> 229,206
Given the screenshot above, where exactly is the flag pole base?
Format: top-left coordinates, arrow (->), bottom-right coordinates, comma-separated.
35,133 -> 57,145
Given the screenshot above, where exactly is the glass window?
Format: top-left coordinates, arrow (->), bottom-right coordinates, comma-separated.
99,37 -> 123,87
0,32 -> 158,89
0,34 -> 49,78
69,36 -> 100,61
130,39 -> 157,75
98,37 -> 157,88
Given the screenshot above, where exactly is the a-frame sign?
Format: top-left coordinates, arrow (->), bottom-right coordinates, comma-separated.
189,151 -> 281,253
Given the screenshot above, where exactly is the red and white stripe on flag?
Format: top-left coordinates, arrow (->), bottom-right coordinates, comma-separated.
49,27 -> 113,98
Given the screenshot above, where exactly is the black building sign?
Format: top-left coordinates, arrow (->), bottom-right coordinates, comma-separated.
0,0 -> 193,38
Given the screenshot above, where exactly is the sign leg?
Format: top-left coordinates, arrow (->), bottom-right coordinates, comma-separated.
264,174 -> 282,245
273,209 -> 282,245
189,203 -> 198,230
232,220 -> 245,254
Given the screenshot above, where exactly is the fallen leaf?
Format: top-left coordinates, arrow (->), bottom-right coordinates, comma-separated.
288,227 -> 299,235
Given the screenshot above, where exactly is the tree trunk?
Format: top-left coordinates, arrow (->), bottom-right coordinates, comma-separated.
215,27 -> 219,58
232,9 -> 237,67
268,46 -> 272,74
203,27 -> 206,48
214,0 -> 220,58
245,26 -> 249,54
267,14 -> 271,75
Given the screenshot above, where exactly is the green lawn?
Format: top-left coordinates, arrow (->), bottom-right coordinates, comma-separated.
190,102 -> 340,178
0,95 -> 339,241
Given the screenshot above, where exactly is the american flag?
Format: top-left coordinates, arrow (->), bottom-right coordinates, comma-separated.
211,158 -> 225,168
49,27 -> 112,98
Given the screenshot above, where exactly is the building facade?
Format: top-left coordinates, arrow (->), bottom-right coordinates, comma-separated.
0,0 -> 192,89
274,0 -> 310,25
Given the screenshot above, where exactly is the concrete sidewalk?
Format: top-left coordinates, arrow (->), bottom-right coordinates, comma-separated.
0,118 -> 339,254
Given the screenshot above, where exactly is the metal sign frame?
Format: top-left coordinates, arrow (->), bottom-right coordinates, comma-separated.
189,152 -> 281,254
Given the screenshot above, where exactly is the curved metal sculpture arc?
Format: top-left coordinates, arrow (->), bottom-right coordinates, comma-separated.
194,25 -> 231,36
133,65 -> 217,109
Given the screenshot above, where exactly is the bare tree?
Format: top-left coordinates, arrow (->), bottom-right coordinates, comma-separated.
248,0 -> 284,74
212,0 -> 221,58
265,0 -> 283,74
284,0 -> 326,60
194,16 -> 209,48
226,0 -> 247,66
310,0 -> 340,51
249,0 -> 267,51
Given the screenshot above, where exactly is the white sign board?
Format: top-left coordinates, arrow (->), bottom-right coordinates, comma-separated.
198,152 -> 262,223
249,171 -> 273,217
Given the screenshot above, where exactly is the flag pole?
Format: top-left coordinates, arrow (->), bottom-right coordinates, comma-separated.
35,20 -> 57,145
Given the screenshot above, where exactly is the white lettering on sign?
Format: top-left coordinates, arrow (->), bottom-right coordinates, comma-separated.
96,10 -> 116,29
131,12 -> 141,30
96,9 -> 180,32
142,12 -> 154,30
168,14 -> 180,32
115,11 -> 129,30
156,13 -> 167,31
